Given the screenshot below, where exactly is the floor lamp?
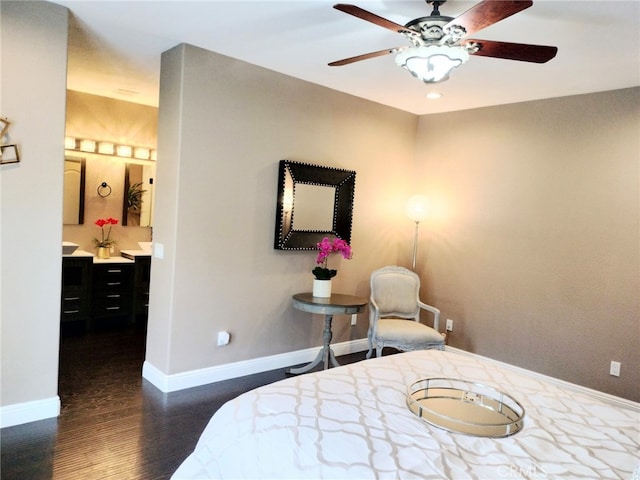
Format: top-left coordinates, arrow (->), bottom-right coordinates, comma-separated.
406,195 -> 430,270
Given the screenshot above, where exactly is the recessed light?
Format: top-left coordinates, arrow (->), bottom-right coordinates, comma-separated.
426,92 -> 442,100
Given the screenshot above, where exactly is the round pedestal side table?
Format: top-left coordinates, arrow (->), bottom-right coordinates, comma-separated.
288,292 -> 367,375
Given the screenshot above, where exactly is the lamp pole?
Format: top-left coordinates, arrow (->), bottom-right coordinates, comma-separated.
406,195 -> 429,271
412,220 -> 420,270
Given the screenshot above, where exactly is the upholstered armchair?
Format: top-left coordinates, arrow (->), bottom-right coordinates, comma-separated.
367,266 -> 445,359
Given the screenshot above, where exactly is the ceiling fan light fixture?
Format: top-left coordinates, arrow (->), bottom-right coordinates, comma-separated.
395,45 -> 469,83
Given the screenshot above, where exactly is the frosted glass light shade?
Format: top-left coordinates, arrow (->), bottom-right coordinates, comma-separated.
79,139 -> 96,152
396,45 -> 469,83
64,137 -> 77,149
116,145 -> 132,157
98,142 -> 115,155
134,147 -> 150,160
406,195 -> 430,222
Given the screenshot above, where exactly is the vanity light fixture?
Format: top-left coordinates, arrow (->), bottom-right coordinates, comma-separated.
116,145 -> 132,158
64,136 -> 156,161
64,136 -> 77,150
133,147 -> 150,160
98,142 -> 115,155
79,139 -> 97,153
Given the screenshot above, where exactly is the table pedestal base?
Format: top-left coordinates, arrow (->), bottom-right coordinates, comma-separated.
287,314 -> 340,375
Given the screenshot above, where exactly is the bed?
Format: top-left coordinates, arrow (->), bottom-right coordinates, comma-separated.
172,349 -> 639,479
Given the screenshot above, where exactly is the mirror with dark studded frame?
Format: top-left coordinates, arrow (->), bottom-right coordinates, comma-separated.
274,160 -> 355,250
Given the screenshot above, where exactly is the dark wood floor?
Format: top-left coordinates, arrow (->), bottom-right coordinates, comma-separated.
0,321 -> 368,480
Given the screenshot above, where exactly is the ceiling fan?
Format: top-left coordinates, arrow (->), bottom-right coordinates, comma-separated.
329,0 -> 558,83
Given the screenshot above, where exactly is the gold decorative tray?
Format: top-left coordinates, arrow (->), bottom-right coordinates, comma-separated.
407,378 -> 525,437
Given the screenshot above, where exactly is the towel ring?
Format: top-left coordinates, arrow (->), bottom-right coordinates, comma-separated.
97,181 -> 112,197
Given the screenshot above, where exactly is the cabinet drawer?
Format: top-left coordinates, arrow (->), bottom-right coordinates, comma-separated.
92,263 -> 134,319
94,291 -> 132,307
61,256 -> 92,325
93,266 -> 133,289
61,295 -> 91,322
61,295 -> 90,313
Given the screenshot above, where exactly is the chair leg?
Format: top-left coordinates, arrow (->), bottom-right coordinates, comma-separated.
366,339 -> 374,359
366,330 -> 374,359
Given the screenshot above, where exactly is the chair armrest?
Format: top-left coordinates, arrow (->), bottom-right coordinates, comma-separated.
417,300 -> 440,331
369,297 -> 380,327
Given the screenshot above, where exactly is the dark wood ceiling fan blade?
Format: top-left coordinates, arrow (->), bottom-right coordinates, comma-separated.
464,39 -> 558,63
333,4 -> 417,36
329,47 -> 406,66
446,0 -> 533,38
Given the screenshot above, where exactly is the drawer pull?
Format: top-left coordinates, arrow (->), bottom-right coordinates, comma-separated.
107,294 -> 121,298
105,306 -> 121,311
64,296 -> 80,301
63,309 -> 80,314
107,282 -> 121,286
107,269 -> 122,273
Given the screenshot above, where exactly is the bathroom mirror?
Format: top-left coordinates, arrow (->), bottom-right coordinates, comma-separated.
122,162 -> 155,227
63,156 -> 86,225
274,159 -> 356,250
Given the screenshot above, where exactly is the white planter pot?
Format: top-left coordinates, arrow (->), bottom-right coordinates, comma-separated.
312,279 -> 332,298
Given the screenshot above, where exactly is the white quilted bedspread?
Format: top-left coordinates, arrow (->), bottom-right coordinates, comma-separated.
172,349 -> 639,479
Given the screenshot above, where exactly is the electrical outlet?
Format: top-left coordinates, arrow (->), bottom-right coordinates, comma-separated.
351,314 -> 357,326
609,361 -> 621,377
217,331 -> 230,346
446,319 -> 454,332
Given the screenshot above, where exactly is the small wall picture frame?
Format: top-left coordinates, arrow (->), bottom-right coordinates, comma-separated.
0,118 -> 10,140
0,144 -> 20,165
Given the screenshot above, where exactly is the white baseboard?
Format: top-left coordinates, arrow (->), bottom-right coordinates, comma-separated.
4,344 -> 634,428
445,346 -> 639,411
143,338 -> 370,393
0,396 -> 60,428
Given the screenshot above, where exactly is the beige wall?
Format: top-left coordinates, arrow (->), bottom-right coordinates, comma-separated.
414,88 -> 640,401
1,4 -> 637,424
1,1 -> 68,409
148,43 -> 638,401
147,44 -> 419,374
62,91 -> 157,253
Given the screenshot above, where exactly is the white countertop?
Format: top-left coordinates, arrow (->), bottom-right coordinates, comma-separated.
62,249 -> 135,264
93,255 -> 134,264
120,249 -> 152,259
62,249 -> 93,258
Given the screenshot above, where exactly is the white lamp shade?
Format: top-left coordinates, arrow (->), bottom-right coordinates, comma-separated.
406,195 -> 430,222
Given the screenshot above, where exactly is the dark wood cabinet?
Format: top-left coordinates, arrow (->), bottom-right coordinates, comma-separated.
61,256 -> 92,326
92,263 -> 134,324
131,256 -> 151,323
61,254 -> 150,330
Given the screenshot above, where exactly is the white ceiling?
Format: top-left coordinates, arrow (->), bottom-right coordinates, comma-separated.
54,0 -> 639,115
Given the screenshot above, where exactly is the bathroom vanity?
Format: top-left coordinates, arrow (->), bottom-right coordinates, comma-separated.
61,250 -> 151,330
120,249 -> 152,323
60,252 -> 93,327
